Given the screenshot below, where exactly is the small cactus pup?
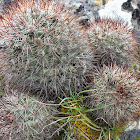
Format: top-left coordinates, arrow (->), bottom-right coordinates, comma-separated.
86,18 -> 138,68
84,65 -> 140,126
1,94 -> 61,140
0,0 -> 92,100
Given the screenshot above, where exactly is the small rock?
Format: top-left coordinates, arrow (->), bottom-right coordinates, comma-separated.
121,1 -> 134,12
132,9 -> 140,19
120,129 -> 140,140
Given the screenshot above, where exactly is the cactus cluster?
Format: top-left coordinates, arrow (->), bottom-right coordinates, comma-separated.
83,18 -> 139,127
0,0 -> 139,139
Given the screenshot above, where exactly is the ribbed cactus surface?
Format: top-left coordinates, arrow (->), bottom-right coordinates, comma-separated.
0,0 -> 92,100
0,94 -> 60,139
86,19 -> 138,68
84,65 -> 140,125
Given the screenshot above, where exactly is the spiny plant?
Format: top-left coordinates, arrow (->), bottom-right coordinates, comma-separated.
57,85 -> 128,140
1,94 -> 62,140
86,18 -> 138,68
83,64 -> 140,126
0,0 -> 92,100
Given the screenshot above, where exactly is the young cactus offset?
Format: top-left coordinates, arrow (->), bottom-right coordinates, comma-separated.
84,65 -> 140,125
0,94 -> 61,140
86,19 -> 138,68
0,0 -> 92,100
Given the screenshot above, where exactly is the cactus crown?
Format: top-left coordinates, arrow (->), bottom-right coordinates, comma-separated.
0,0 -> 92,100
84,65 -> 140,124
86,19 -> 138,67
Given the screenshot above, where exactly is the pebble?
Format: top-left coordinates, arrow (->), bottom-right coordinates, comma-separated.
120,129 -> 140,140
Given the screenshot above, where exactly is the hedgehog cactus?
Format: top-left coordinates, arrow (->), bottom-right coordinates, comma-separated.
86,19 -> 138,68
0,0 -> 92,100
84,65 -> 140,125
1,94 -> 60,139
